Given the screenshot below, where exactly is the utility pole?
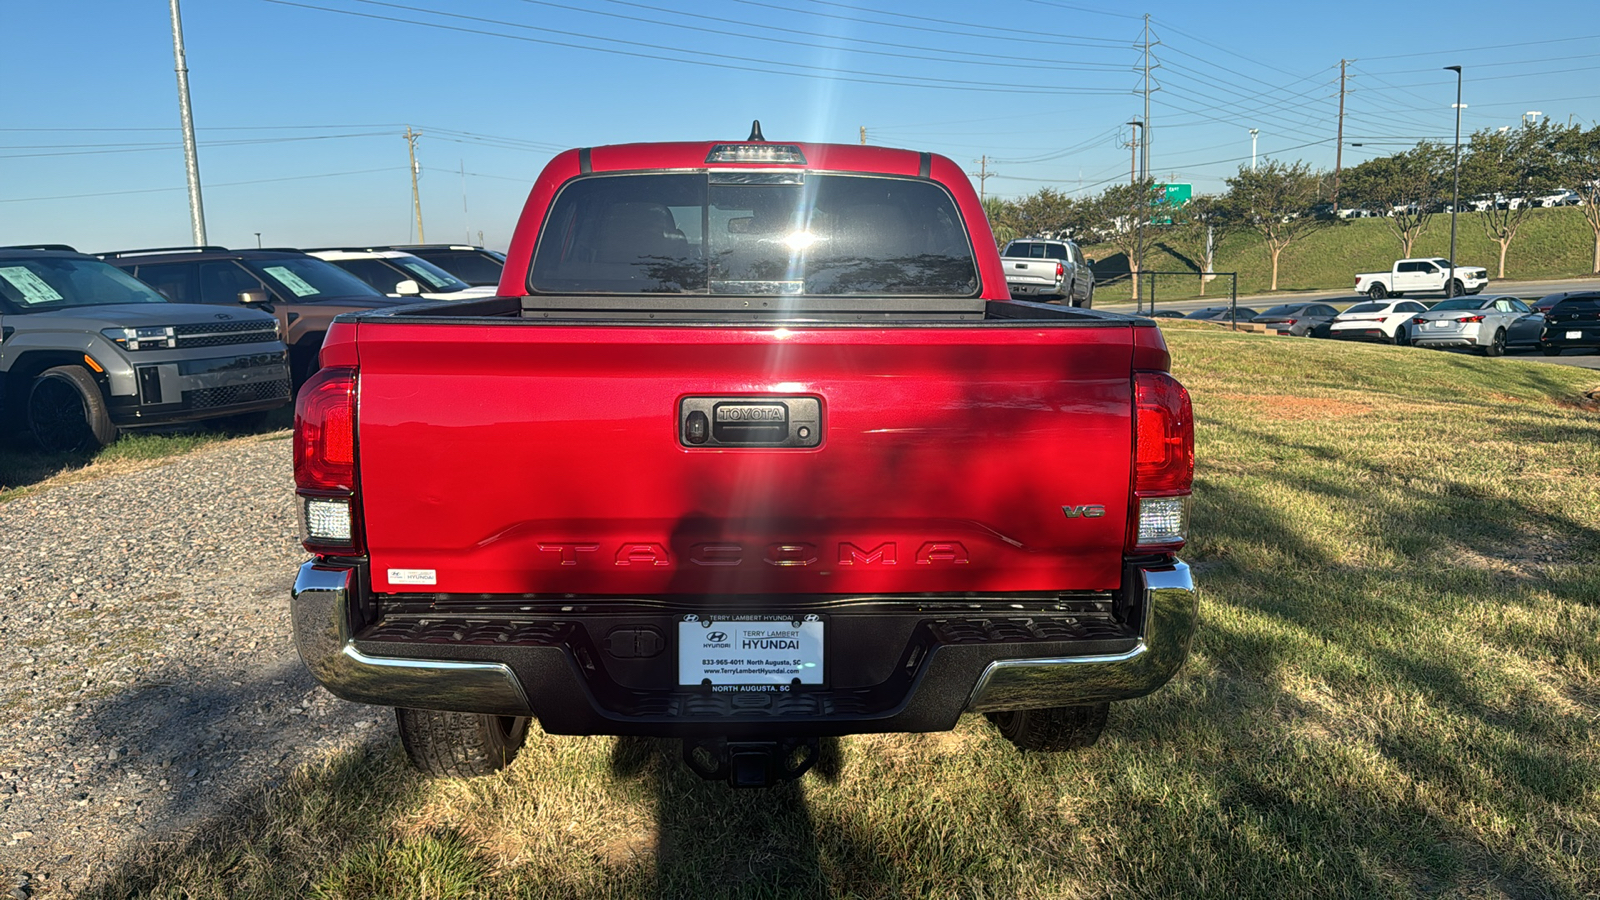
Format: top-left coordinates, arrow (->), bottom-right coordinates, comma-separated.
1127,120 -> 1144,309
1333,59 -> 1348,213
970,156 -> 993,203
1127,128 -> 1138,187
859,126 -> 867,145
1250,128 -> 1259,171
168,0 -> 207,245
1141,14 -> 1151,183
1446,66 -> 1463,295
405,126 -> 425,243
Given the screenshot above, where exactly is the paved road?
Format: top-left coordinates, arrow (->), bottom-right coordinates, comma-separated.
1093,277 -> 1600,370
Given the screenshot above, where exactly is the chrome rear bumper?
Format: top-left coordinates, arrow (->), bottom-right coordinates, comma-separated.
964,563 -> 1197,711
291,560 -> 1198,724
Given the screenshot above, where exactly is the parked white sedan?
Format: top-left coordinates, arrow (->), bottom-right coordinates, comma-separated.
1328,299 -> 1430,345
1409,295 -> 1545,356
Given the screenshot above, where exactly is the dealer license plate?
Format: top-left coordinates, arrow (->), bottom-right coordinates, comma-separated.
678,614 -> 824,688
1567,330 -> 1582,339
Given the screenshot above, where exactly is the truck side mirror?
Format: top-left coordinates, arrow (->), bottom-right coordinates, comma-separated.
394,279 -> 422,296
238,289 -> 271,306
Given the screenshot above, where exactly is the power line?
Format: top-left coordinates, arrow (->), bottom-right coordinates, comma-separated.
0,131 -> 394,159
0,167 -> 405,204
759,0 -> 1132,47
1358,32 -> 1600,62
524,0 -> 1131,73
259,0 -> 1128,95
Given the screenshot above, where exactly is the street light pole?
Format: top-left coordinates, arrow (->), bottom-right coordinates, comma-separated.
1249,128 -> 1259,172
1445,66 -> 1462,297
168,0 -> 207,246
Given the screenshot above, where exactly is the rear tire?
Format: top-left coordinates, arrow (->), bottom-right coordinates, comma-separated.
986,702 -> 1109,752
1393,325 -> 1411,347
1484,328 -> 1506,357
27,365 -> 117,454
396,708 -> 530,777
1542,344 -> 1562,357
1368,284 -> 1388,300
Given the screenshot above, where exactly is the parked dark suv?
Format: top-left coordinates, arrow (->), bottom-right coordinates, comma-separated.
384,244 -> 506,287
0,247 -> 290,452
1540,292 -> 1600,355
99,246 -> 405,385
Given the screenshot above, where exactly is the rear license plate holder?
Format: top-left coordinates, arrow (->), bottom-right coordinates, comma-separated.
678,614 -> 825,688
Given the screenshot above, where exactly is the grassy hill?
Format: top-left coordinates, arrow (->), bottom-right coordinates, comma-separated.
1086,205 -> 1599,303
84,330 -> 1600,899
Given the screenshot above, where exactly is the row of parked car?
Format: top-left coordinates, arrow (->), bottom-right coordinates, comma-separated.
0,243 -> 505,453
1167,291 -> 1600,357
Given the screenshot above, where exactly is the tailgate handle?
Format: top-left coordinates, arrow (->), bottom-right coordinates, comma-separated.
679,397 -> 822,448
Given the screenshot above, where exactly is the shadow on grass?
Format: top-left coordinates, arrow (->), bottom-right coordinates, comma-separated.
609,736 -> 846,899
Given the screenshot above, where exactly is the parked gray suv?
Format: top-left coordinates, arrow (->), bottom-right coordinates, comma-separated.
0,247 -> 291,452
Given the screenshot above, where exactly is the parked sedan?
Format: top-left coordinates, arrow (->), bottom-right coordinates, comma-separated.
1532,292 -> 1575,314
1540,293 -> 1600,355
1183,305 -> 1260,322
1328,299 -> 1429,345
1252,302 -> 1340,337
1409,295 -> 1543,356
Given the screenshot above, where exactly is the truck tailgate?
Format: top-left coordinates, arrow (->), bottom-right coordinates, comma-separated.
354,321 -> 1134,595
1002,260 -> 1058,285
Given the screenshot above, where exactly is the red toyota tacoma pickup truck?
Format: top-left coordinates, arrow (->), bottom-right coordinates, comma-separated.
291,127 -> 1197,787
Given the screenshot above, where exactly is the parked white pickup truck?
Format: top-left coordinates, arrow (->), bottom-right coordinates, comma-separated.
999,238 -> 1095,307
1355,258 -> 1488,300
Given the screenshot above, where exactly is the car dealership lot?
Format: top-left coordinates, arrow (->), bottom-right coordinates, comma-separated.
1096,279 -> 1600,369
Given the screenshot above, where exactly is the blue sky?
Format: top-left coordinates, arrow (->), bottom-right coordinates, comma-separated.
4,0 -> 1595,252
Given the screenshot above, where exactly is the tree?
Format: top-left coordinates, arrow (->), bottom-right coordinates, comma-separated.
1553,124 -> 1600,274
1340,142 -> 1451,257
983,195 -> 1020,249
1085,179 -> 1165,301
1011,188 -> 1086,240
1163,194 -> 1237,295
1460,121 -> 1561,278
1224,159 -> 1331,291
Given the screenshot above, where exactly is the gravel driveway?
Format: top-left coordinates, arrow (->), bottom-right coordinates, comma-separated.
0,434 -> 378,898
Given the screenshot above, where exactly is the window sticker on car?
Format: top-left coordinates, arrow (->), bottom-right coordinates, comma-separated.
400,262 -> 451,290
263,265 -> 321,297
0,266 -> 66,305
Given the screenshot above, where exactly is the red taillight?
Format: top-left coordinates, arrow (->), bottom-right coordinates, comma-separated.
294,366 -> 361,554
1412,317 -> 1427,325
295,366 -> 357,491
1129,371 -> 1193,553
1134,372 -> 1194,494
1283,318 -> 1297,326
1455,315 -> 1485,323
1055,262 -> 1065,278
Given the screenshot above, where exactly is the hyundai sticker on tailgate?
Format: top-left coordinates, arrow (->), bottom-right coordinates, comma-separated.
679,614 -> 824,689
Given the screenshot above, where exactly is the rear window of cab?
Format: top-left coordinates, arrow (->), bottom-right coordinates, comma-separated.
529,172 -> 978,296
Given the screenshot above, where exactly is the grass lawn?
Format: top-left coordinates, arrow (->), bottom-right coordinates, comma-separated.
85,331 -> 1600,899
